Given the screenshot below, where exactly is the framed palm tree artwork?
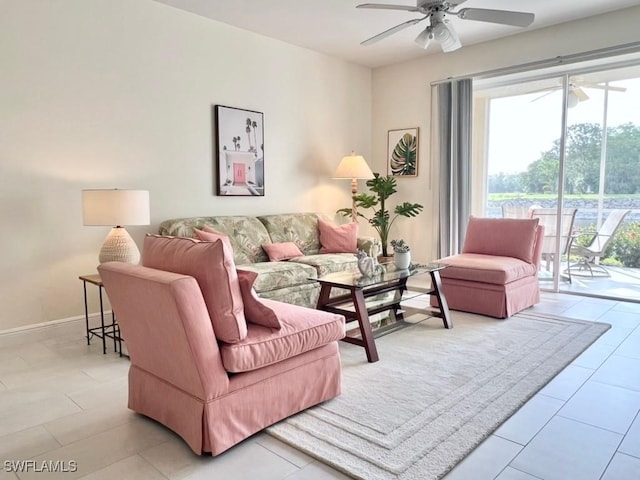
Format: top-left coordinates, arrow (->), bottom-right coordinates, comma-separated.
387,127 -> 418,177
214,105 -> 265,196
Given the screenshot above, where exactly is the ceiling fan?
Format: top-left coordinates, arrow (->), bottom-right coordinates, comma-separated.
531,79 -> 627,108
357,0 -> 535,52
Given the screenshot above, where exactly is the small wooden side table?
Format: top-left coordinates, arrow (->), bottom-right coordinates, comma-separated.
79,273 -> 123,355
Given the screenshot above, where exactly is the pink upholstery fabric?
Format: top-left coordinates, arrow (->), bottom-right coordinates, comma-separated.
433,276 -> 540,319
438,253 -> 538,285
263,242 -> 304,261
462,217 -> 540,263
98,262 -> 343,456
193,227 -> 232,250
205,343 -> 341,454
98,263 -> 230,452
434,222 -> 544,318
318,219 -> 358,254
141,235 -> 247,343
236,269 -> 281,329
220,301 -> 346,372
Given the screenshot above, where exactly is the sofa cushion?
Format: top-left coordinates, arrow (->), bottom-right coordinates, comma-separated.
141,235 -> 247,343
236,270 -> 281,329
438,253 -> 538,285
158,216 -> 271,264
236,262 -> 317,294
318,219 -> 358,254
258,213 -> 324,255
462,217 -> 540,264
257,283 -> 320,309
219,301 -> 345,372
293,253 -> 358,277
263,242 -> 304,262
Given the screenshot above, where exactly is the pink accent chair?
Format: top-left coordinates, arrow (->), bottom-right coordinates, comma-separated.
98,235 -> 345,456
433,217 -> 544,318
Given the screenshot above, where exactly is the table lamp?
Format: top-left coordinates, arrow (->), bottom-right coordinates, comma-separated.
82,189 -> 150,264
333,152 -> 374,221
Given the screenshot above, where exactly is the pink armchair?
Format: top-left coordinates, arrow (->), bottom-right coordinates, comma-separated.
98,235 -> 345,455
433,217 -> 544,318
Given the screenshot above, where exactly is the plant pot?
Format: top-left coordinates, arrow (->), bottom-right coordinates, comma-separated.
377,254 -> 394,264
394,251 -> 411,270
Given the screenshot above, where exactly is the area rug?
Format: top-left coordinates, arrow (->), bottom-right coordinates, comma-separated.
267,309 -> 610,480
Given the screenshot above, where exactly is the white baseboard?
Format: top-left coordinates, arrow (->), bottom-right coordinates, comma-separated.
0,311 -> 112,347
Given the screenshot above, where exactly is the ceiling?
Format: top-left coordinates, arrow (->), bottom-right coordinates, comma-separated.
152,0 -> 640,68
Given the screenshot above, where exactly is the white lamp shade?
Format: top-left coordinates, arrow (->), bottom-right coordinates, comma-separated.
433,20 -> 461,53
414,27 -> 433,49
333,153 -> 374,180
82,189 -> 150,226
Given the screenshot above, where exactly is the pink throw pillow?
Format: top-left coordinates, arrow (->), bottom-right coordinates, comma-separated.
141,235 -> 247,343
318,219 -> 358,254
462,216 -> 540,264
193,227 -> 232,249
236,270 -> 281,329
263,242 -> 304,262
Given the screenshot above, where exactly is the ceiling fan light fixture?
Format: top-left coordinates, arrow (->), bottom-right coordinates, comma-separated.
566,84 -> 590,108
432,19 -> 461,52
414,27 -> 434,49
567,89 -> 580,108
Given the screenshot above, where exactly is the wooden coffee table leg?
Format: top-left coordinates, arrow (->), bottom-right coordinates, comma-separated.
352,289 -> 379,363
316,283 -> 332,309
431,271 -> 453,329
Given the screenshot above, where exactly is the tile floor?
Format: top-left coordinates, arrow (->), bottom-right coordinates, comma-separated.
0,292 -> 639,479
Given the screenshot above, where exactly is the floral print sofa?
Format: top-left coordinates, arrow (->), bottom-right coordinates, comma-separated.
158,213 -> 380,308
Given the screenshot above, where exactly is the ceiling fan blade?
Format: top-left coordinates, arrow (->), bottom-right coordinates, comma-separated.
579,82 -> 627,93
456,8 -> 535,27
361,17 -> 425,45
356,3 -> 420,12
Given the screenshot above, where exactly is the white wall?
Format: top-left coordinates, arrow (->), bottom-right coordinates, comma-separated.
0,0 -> 372,330
371,6 -> 640,265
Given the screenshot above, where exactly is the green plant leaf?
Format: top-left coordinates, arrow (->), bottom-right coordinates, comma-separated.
394,202 -> 424,217
366,174 -> 396,200
336,173 -> 422,257
353,193 -> 378,209
390,133 -> 417,176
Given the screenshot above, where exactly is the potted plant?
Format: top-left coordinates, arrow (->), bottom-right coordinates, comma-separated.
390,239 -> 411,269
338,173 -> 423,259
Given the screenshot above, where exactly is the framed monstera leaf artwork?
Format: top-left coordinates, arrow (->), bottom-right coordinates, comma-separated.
387,127 -> 419,177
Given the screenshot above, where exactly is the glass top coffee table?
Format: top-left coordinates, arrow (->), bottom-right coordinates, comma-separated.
315,263 -> 451,363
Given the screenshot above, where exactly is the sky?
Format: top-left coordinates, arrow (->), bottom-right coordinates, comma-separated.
487,78 -> 640,175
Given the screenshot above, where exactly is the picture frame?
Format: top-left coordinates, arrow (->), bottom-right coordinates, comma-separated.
387,127 -> 419,177
214,105 -> 264,196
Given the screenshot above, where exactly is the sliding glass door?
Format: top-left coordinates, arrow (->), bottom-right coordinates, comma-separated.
474,61 -> 640,300
476,75 -> 566,287
562,70 -> 640,299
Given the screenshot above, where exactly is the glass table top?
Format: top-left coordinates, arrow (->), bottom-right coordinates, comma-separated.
315,262 -> 447,289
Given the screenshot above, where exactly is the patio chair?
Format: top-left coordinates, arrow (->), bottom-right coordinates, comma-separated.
530,208 -> 578,274
567,209 -> 630,280
501,205 -> 531,219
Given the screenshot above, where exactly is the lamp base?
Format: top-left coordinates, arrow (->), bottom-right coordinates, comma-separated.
351,178 -> 358,222
99,227 -> 141,264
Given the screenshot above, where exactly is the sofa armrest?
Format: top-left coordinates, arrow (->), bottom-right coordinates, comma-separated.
357,236 -> 381,257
